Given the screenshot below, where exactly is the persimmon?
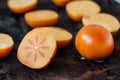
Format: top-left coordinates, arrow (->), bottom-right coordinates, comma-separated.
52,0 -> 72,7
7,0 -> 38,14
82,13 -> 120,35
24,10 -> 59,28
0,33 -> 14,58
17,29 -> 57,69
66,0 -> 101,21
35,27 -> 72,48
75,24 -> 114,60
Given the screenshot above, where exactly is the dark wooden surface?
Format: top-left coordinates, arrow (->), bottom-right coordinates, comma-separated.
0,0 -> 120,80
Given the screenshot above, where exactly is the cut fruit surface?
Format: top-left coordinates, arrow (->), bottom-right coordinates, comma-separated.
7,0 -> 38,14
24,10 -> 59,28
17,29 -> 57,69
66,0 -> 101,21
35,27 -> 72,48
82,13 -> 120,35
0,33 -> 14,58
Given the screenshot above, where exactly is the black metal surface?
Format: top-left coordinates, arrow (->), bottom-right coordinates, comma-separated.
0,0 -> 120,80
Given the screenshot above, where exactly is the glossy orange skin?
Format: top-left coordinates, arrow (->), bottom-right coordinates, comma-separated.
52,0 -> 72,7
75,24 -> 114,60
0,46 -> 13,58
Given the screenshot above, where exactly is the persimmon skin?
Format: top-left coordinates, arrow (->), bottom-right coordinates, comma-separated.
52,0 -> 72,7
0,46 -> 13,58
75,24 -> 114,60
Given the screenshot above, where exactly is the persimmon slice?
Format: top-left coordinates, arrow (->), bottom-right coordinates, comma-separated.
36,27 -> 72,48
52,0 -> 72,7
7,0 -> 38,14
24,10 -> 59,28
0,33 -> 14,58
82,13 -> 120,35
17,29 -> 57,69
66,0 -> 101,21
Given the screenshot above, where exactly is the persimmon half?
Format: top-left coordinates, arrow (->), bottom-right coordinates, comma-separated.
52,0 -> 72,7
24,10 -> 59,28
0,33 -> 14,58
17,29 -> 57,69
75,24 -> 114,60
82,13 -> 120,35
36,27 -> 72,48
7,0 -> 38,14
66,0 -> 101,21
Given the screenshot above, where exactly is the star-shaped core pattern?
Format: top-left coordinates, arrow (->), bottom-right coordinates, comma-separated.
24,36 -> 49,62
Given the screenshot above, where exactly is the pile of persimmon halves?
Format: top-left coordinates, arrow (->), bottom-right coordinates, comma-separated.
3,0 -> 119,69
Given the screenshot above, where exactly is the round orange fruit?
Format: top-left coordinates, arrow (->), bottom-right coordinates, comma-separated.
75,24 -> 114,60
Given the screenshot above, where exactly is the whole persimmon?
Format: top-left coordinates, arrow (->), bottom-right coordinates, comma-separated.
75,24 -> 114,60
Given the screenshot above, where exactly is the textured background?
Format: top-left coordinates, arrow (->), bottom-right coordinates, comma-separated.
0,0 -> 120,80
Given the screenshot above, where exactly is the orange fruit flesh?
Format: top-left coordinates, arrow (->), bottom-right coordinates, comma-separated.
82,13 -> 120,35
35,27 -> 72,48
7,0 -> 38,14
17,29 -> 57,69
24,10 -> 59,28
66,0 -> 101,21
0,33 -> 14,58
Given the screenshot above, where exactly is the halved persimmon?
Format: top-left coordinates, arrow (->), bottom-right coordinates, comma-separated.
7,0 -> 38,14
24,10 -> 59,28
17,29 -> 57,69
82,13 -> 120,35
52,0 -> 72,7
66,0 -> 101,21
0,33 -> 14,58
35,27 -> 72,48
75,24 -> 114,60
